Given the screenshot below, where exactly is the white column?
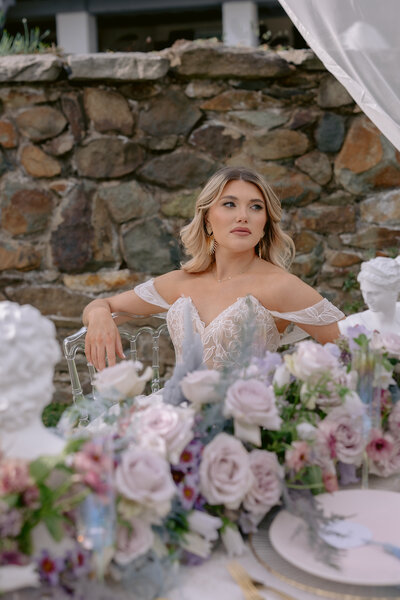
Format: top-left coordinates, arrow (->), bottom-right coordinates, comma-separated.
222,1 -> 259,47
56,11 -> 98,54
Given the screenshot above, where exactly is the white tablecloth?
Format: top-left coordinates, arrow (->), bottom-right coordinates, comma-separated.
170,544 -> 321,600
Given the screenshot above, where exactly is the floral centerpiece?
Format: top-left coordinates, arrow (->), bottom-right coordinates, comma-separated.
1,323 -> 399,596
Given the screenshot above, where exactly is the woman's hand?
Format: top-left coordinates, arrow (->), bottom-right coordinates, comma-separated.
84,306 -> 125,371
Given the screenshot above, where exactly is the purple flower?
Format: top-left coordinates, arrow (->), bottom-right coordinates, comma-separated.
177,473 -> 200,510
0,550 -> 29,566
37,550 -> 65,586
65,546 -> 92,578
345,325 -> 372,351
251,352 -> 282,383
0,507 -> 23,537
176,439 -> 203,473
181,550 -> 206,566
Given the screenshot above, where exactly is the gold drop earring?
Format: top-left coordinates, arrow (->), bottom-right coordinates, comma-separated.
207,232 -> 215,255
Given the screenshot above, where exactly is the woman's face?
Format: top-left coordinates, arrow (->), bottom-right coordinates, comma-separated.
205,179 -> 267,253
360,280 -> 398,313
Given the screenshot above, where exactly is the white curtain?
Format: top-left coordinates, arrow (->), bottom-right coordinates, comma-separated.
278,0 -> 400,151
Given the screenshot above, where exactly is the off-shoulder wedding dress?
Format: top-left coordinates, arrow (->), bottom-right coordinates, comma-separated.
134,279 -> 344,370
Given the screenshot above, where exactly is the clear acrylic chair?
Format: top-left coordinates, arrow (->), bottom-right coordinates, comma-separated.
63,312 -> 172,403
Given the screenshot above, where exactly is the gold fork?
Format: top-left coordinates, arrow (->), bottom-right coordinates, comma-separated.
227,561 -> 298,600
227,561 -> 264,600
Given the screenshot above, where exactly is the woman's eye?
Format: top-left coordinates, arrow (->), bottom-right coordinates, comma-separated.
223,201 -> 235,207
251,204 -> 264,211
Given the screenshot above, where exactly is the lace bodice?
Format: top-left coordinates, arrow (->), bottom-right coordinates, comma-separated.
134,279 -> 344,370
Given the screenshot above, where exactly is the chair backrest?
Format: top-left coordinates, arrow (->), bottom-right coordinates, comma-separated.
63,312 -> 172,403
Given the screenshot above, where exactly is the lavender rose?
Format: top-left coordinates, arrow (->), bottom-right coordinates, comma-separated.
180,369 -> 221,405
135,402 -> 195,464
114,517 -> 154,565
243,450 -> 283,517
318,398 -> 365,465
199,433 -> 253,509
115,446 -> 176,517
223,379 -> 281,430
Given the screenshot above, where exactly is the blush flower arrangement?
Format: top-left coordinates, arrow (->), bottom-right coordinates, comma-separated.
1,327 -> 400,595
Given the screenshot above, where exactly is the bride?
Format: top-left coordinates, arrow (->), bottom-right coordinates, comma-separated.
83,166 -> 344,371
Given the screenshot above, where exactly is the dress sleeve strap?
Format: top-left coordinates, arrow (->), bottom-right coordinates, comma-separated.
270,298 -> 345,325
133,279 -> 171,310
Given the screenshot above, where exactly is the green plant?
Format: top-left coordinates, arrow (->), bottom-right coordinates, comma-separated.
342,271 -> 359,292
342,299 -> 364,314
42,402 -> 69,428
0,17 -> 50,55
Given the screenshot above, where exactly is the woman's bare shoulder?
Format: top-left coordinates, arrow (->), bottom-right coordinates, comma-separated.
153,269 -> 193,304
259,265 -> 323,312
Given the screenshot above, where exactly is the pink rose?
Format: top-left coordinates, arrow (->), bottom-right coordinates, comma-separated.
0,458 -> 32,495
367,431 -> 400,477
285,441 -> 310,472
317,404 -> 365,466
285,341 -> 341,384
114,517 -> 154,565
199,433 -> 253,509
223,379 -> 281,430
371,332 -> 400,358
115,446 -> 175,517
322,471 -> 339,493
243,450 -> 283,517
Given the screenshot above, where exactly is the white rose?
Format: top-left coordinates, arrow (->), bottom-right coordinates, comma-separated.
94,360 -> 153,399
181,532 -> 213,559
221,525 -> 245,557
199,433 -> 253,509
243,450 -> 283,517
296,422 -> 317,440
371,332 -> 400,358
114,517 -> 154,565
134,403 -> 195,464
187,510 -> 222,542
285,341 -> 341,384
273,363 -> 291,387
224,379 -> 281,430
115,446 -> 176,517
180,369 -> 221,405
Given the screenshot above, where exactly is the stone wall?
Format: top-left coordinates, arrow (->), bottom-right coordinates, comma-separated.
0,43 -> 399,403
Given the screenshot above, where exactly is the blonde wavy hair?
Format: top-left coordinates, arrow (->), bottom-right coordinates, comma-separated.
181,166 -> 295,273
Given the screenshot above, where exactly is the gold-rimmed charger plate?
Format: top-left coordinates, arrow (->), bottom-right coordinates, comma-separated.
250,507 -> 400,600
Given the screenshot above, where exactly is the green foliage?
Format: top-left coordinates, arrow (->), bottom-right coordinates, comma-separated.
342,271 -> 359,292
42,401 -> 68,428
0,17 -> 51,55
342,299 -> 364,314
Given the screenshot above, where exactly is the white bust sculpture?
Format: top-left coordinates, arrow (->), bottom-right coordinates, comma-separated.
339,257 -> 400,335
0,301 -> 65,459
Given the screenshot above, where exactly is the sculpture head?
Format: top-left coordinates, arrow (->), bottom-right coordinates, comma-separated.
357,257 -> 400,314
0,302 -> 61,432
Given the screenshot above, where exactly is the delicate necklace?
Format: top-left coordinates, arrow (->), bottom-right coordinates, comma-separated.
213,260 -> 255,283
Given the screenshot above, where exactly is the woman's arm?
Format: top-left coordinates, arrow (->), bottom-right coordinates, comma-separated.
83,271 -> 181,370
265,272 -> 343,345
